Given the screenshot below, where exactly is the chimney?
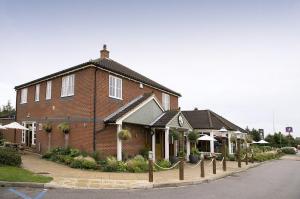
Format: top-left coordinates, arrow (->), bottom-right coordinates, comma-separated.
100,44 -> 109,59
194,107 -> 198,111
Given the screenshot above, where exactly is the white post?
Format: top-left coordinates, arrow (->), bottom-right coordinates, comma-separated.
117,124 -> 122,161
186,132 -> 190,161
164,127 -> 170,160
152,131 -> 156,162
210,131 -> 215,153
228,132 -> 232,154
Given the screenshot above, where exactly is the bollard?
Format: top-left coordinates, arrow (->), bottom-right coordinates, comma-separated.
251,153 -> 254,163
213,156 -> 216,174
200,158 -> 205,178
179,157 -> 184,180
237,138 -> 241,168
245,150 -> 248,165
148,151 -> 153,182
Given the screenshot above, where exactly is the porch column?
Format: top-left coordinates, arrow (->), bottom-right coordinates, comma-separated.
186,131 -> 190,161
164,127 -> 170,160
228,132 -> 233,154
152,131 -> 156,162
210,131 -> 215,153
174,140 -> 178,156
117,124 -> 122,161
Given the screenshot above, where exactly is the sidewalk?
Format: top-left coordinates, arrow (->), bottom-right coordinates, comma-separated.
21,153 -> 259,189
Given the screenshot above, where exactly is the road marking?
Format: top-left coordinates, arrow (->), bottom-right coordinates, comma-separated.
8,188 -> 47,199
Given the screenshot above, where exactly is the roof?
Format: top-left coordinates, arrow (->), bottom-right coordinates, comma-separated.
104,93 -> 153,123
151,110 -> 179,127
15,58 -> 181,97
182,109 -> 246,133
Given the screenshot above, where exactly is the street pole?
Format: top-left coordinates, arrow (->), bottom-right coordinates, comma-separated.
222,137 -> 227,171
148,151 -> 153,182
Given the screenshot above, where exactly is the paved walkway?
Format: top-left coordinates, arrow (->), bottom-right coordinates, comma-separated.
22,153 -> 258,189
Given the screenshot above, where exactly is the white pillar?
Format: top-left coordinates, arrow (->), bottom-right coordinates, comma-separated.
117,124 -> 122,161
210,131 -> 214,153
186,132 -> 190,161
152,131 -> 156,162
164,127 -> 170,160
228,132 -> 232,154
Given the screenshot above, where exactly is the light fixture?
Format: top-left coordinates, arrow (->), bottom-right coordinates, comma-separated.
236,131 -> 242,139
219,127 -> 227,138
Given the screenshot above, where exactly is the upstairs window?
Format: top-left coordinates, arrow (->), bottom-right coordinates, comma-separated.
109,75 -> 122,99
20,88 -> 28,104
46,81 -> 52,100
35,84 -> 40,102
61,74 -> 75,97
162,93 -> 170,110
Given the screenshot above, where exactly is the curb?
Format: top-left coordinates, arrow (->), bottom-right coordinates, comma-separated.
0,181 -> 45,188
0,162 -> 267,190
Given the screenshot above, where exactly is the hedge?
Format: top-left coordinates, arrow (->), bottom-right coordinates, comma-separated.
0,147 -> 22,166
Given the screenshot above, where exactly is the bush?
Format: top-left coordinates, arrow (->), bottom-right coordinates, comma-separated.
101,156 -> 127,172
42,152 -> 52,159
70,159 -> 83,168
0,147 -> 22,166
69,148 -> 81,157
69,159 -> 97,169
126,155 -> 148,173
156,159 -> 171,169
253,151 -> 281,162
139,147 -> 150,159
281,147 -> 296,154
228,154 -> 236,161
51,147 -> 70,155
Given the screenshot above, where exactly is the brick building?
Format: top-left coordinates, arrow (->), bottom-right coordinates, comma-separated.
13,45 -> 246,161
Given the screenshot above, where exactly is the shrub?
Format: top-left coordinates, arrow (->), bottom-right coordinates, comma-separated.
253,151 -> 281,162
215,154 -> 223,161
69,148 -> 80,157
228,154 -> 236,161
281,147 -> 296,154
90,151 -> 102,161
70,159 -> 83,168
82,160 -> 97,169
188,131 -> 199,144
63,156 -> 73,165
156,159 -> 171,169
42,152 -> 52,159
102,156 -> 126,172
169,131 -> 179,141
190,148 -> 200,156
51,147 -> 70,155
0,147 -> 22,166
139,147 -> 150,159
126,155 -> 148,173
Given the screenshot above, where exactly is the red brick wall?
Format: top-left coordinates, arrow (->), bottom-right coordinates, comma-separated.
0,118 -> 15,143
16,65 -> 179,155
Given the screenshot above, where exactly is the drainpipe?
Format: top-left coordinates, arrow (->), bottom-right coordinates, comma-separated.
93,68 -> 97,152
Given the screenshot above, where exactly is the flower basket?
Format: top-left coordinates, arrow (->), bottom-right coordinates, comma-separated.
118,129 -> 132,141
43,123 -> 52,133
58,122 -> 70,134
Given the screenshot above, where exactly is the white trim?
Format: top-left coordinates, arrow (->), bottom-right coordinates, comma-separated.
117,124 -> 122,161
152,131 -> 156,162
164,127 -> 170,160
115,94 -> 164,124
21,122 -> 26,143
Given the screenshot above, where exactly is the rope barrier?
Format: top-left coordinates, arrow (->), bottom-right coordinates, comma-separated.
153,161 -> 181,170
219,157 -> 224,166
184,159 -> 202,169
207,159 -> 214,167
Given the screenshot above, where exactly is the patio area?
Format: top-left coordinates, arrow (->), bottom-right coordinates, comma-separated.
21,152 -> 258,189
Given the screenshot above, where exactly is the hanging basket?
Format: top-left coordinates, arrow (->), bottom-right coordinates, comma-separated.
118,129 -> 132,141
58,122 -> 70,134
43,123 -> 52,133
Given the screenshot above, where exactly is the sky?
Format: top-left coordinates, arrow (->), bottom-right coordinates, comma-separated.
0,0 -> 299,137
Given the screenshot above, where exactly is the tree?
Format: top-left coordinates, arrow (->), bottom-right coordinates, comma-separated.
248,128 -> 261,142
0,101 -> 15,117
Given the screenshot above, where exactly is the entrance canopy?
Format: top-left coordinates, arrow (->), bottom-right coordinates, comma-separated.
4,122 -> 28,130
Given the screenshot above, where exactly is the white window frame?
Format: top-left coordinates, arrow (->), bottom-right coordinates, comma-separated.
46,81 -> 52,100
20,88 -> 28,104
109,75 -> 122,100
35,84 -> 40,102
61,74 -> 75,97
162,93 -> 170,111
31,122 -> 36,145
21,122 -> 26,143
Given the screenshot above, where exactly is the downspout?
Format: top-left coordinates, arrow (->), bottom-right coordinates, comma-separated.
93,68 -> 97,152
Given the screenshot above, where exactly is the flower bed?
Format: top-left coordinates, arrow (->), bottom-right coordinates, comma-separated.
43,147 -> 173,173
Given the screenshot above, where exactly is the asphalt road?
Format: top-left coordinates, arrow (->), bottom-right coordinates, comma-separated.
1,159 -> 300,199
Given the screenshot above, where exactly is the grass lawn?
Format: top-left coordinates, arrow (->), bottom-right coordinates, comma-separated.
0,166 -> 53,183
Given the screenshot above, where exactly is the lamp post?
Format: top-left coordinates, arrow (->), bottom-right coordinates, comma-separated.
236,131 -> 242,168
219,127 -> 227,171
